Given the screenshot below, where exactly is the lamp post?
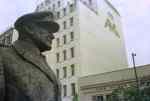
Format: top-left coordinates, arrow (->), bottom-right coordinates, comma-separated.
131,53 -> 140,95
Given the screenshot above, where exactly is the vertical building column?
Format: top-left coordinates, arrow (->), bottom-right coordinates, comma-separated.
103,95 -> 107,101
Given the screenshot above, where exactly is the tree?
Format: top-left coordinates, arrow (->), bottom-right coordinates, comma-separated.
109,86 -> 150,101
73,93 -> 79,101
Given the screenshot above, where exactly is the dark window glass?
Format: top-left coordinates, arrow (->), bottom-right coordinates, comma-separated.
71,64 -> 75,76
58,1 -> 61,7
57,11 -> 60,18
63,85 -> 67,96
56,53 -> 60,62
70,32 -> 74,41
71,83 -> 76,96
63,67 -> 67,78
71,47 -> 75,58
63,50 -> 67,60
70,17 -> 74,26
63,35 -> 67,44
63,21 -> 67,29
63,8 -> 67,16
56,38 -> 60,47
56,69 -> 59,78
69,4 -> 74,12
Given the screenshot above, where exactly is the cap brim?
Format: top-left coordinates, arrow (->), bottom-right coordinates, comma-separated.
37,21 -> 59,33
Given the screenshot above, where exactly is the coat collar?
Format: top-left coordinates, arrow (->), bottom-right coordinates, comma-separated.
13,40 -> 57,84
13,40 -> 42,58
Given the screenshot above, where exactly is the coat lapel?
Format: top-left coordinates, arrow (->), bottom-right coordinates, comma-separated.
13,40 -> 57,84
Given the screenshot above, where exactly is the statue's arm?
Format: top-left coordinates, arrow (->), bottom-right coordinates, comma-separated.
0,54 -> 5,101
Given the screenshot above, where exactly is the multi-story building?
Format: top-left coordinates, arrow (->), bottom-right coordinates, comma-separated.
36,0 -> 128,101
0,27 -> 19,45
0,28 -> 14,45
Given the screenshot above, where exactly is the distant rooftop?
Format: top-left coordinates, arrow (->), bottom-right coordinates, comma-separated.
79,64 -> 150,87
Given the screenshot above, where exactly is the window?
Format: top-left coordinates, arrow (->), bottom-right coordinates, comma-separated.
70,32 -> 74,41
56,53 -> 60,62
71,83 -> 76,96
63,66 -> 67,78
56,69 -> 59,78
70,17 -> 74,26
71,64 -> 75,76
92,96 -> 104,101
2,39 -> 5,44
45,0 -> 51,4
106,95 -> 111,101
63,50 -> 67,60
63,21 -> 67,29
146,82 -> 150,86
48,7 -> 51,10
6,35 -> 12,44
57,1 -> 61,7
63,35 -> 67,44
57,11 -> 60,19
63,8 -> 67,16
69,4 -> 74,12
56,38 -> 60,47
89,0 -> 92,5
53,4 -> 55,10
63,85 -> 67,97
70,47 -> 75,58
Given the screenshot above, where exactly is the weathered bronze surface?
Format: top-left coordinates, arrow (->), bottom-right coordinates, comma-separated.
0,11 -> 61,101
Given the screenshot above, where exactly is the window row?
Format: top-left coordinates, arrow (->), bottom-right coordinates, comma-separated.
50,1 -> 60,11
92,94 -> 113,101
63,83 -> 76,97
56,31 -> 74,47
56,3 -> 75,19
61,17 -> 74,30
56,47 -> 75,62
0,34 -> 13,45
56,64 -> 75,79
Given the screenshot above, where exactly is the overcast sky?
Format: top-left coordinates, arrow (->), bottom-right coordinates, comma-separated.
0,0 -> 150,67
110,0 -> 150,66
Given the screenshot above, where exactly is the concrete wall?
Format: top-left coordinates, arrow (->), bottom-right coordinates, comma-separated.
77,1 -> 127,76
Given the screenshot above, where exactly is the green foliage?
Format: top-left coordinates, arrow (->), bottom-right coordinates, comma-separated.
109,86 -> 150,101
73,93 -> 79,101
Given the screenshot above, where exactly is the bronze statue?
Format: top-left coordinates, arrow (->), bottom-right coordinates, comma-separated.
0,11 -> 61,101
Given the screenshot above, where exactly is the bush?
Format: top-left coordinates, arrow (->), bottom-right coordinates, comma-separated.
109,86 -> 150,101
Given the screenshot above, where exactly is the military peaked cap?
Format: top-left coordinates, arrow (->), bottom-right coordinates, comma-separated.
14,11 -> 59,33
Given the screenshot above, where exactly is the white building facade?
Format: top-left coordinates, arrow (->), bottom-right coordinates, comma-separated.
36,0 -> 128,101
0,28 -> 15,45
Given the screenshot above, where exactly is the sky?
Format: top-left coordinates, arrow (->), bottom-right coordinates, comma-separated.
110,0 -> 150,66
0,0 -> 150,67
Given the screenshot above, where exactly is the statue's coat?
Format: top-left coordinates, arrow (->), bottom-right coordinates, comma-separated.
0,40 -> 61,101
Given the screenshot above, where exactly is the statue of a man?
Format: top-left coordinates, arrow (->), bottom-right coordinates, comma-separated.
0,11 -> 61,101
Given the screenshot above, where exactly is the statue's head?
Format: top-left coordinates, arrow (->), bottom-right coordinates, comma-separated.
14,11 -> 59,52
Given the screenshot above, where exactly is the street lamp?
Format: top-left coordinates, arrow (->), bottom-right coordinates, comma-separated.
131,53 -> 140,93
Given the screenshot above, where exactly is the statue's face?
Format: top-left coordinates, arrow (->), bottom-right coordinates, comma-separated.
31,26 -> 55,51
